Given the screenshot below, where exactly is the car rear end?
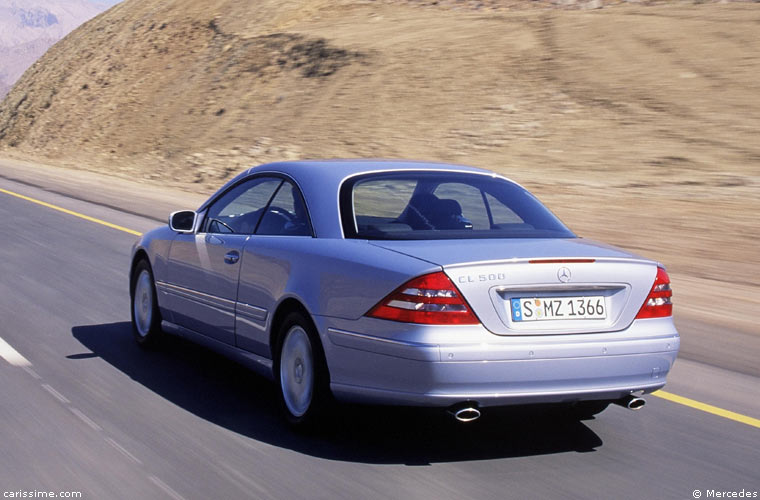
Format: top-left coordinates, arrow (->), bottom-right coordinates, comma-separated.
325,254 -> 677,406
322,166 -> 679,412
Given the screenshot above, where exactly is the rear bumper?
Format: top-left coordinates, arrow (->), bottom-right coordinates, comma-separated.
318,316 -> 679,407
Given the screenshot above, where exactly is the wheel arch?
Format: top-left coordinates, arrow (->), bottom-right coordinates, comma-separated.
269,298 -> 331,383
269,297 -> 315,353
270,296 -> 333,425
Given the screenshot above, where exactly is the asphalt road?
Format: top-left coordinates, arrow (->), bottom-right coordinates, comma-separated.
0,177 -> 758,500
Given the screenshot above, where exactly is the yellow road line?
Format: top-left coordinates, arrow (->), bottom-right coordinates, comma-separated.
0,187 -> 143,236
652,390 -> 760,429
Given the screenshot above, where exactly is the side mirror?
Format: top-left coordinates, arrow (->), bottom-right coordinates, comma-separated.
169,210 -> 197,233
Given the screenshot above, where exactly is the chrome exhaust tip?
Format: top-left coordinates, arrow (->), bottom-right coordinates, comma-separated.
448,403 -> 481,422
615,395 -> 646,411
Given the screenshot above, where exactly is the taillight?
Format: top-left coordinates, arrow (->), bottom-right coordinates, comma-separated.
366,272 -> 480,325
636,266 -> 673,319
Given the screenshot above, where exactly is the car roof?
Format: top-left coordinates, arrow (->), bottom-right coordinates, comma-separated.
202,159 -> 502,239
247,159 -> 492,181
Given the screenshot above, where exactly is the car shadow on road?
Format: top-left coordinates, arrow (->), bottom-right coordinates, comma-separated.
72,321 -> 604,465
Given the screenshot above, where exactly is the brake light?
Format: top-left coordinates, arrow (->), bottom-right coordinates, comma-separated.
636,266 -> 673,319
366,272 -> 480,325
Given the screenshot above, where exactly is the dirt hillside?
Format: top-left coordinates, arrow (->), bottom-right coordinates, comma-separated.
0,0 -> 758,342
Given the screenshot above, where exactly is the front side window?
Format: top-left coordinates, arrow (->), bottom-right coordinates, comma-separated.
341,172 -> 574,240
203,177 -> 282,234
202,176 -> 313,236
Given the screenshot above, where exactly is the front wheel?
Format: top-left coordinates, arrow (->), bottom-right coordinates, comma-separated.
131,260 -> 162,347
275,312 -> 330,428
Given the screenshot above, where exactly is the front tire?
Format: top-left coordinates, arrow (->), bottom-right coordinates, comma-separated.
131,260 -> 162,347
275,312 -> 330,428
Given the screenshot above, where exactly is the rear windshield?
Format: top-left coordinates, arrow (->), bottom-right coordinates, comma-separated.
340,171 -> 575,240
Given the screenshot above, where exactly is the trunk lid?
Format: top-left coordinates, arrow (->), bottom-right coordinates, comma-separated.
370,238 -> 657,335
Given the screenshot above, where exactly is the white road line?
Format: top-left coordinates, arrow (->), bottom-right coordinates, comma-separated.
149,475 -> 187,500
42,384 -> 71,404
105,437 -> 143,465
22,366 -> 41,379
0,336 -> 31,367
69,407 -> 103,432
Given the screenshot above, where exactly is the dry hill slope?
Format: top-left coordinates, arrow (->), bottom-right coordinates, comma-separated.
0,0 -> 758,340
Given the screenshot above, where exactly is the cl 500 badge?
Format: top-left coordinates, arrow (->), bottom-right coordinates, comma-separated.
458,273 -> 506,284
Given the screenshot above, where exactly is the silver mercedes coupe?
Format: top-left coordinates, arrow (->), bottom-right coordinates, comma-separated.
129,160 -> 679,425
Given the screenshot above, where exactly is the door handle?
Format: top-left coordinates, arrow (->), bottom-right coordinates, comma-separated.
224,250 -> 240,264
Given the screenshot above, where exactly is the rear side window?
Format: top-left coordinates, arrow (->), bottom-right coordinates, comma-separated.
341,172 -> 574,240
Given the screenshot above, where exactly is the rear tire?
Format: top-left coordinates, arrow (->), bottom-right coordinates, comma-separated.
275,312 -> 330,429
131,260 -> 162,347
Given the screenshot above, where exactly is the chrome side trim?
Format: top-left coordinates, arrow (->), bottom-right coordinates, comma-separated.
156,280 -> 236,313
327,328 -> 432,348
236,302 -> 268,322
236,314 -> 267,332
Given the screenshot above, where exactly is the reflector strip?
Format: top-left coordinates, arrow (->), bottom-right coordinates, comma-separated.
402,288 -> 457,298
528,259 -> 596,264
387,300 -> 468,312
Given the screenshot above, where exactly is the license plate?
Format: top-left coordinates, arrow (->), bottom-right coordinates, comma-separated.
511,296 -> 607,322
